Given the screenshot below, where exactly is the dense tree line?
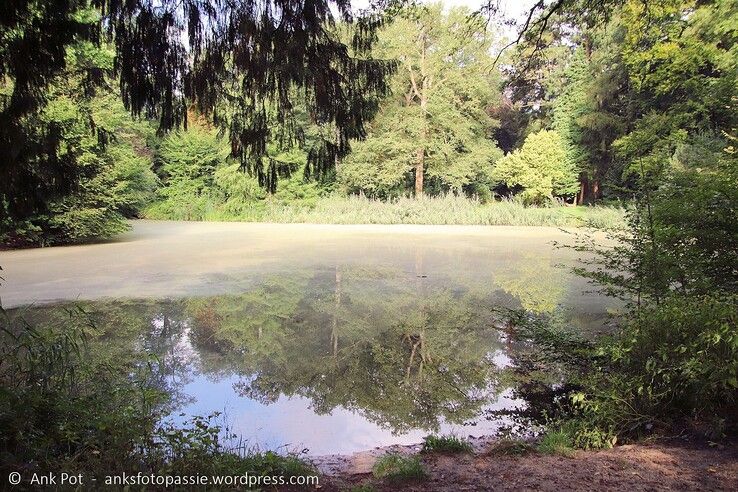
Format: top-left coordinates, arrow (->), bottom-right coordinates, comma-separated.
2,1 -> 737,245
0,2 -> 582,246
502,0 -> 737,204
1,0 -> 393,243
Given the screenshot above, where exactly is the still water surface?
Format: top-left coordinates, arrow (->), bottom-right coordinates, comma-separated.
0,221 -> 613,455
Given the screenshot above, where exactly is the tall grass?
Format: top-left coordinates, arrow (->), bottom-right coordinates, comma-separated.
145,194 -> 627,229
422,434 -> 473,453
372,453 -> 428,483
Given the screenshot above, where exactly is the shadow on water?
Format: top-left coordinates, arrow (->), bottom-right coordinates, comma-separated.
9,253 -> 612,455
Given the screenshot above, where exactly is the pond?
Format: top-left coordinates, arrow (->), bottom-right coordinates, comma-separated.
0,221 -> 615,456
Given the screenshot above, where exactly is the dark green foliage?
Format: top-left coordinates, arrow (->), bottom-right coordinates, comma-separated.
610,295 -> 737,422
505,0 -> 738,204
0,1 -> 104,221
647,163 -> 738,295
0,31 -> 157,246
1,0 -> 394,227
612,1 -> 738,183
538,295 -> 738,447
531,157 -> 738,444
573,157 -> 738,304
2,104 -> 156,244
0,306 -> 164,475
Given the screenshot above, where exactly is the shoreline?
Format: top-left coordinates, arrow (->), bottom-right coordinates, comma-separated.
315,437 -> 738,491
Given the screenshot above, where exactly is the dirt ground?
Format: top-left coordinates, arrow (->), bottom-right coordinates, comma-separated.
319,439 -> 738,491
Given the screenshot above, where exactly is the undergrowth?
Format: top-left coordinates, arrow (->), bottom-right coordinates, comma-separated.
145,194 -> 626,229
0,306 -> 317,485
422,434 -> 473,454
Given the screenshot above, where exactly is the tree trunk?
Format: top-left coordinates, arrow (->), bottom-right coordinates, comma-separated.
331,265 -> 341,357
415,90 -> 427,196
592,179 -> 600,202
415,147 -> 424,196
578,178 -> 587,205
414,28 -> 428,198
577,175 -> 601,205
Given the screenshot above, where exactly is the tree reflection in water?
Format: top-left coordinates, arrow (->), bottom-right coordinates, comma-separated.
12,251 -> 598,450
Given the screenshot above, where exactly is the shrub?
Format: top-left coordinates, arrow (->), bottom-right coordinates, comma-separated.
157,415 -> 317,480
150,127 -> 229,221
556,156 -> 738,442
0,307 -> 164,476
491,130 -> 579,204
212,163 -> 266,215
338,135 -> 415,199
603,295 -> 738,431
0,306 -> 318,482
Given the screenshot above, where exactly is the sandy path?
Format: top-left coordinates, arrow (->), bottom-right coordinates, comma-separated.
323,440 -> 738,491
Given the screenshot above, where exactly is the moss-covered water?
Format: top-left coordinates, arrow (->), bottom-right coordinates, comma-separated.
1,221 -> 616,455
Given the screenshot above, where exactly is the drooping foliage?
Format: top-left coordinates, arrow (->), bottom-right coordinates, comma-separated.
1,0 -> 395,228
1,3 -> 103,229
0,36 -> 156,246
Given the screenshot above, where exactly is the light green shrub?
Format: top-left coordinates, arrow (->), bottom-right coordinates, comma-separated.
492,130 -> 579,204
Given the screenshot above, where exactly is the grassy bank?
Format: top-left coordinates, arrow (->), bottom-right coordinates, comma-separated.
144,194 -> 626,229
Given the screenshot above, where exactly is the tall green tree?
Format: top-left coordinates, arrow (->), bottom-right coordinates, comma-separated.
1,39 -> 156,245
339,4 -> 503,198
549,49 -> 593,202
614,0 -> 738,178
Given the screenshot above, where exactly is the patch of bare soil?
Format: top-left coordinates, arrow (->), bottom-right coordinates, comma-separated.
319,439 -> 738,491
